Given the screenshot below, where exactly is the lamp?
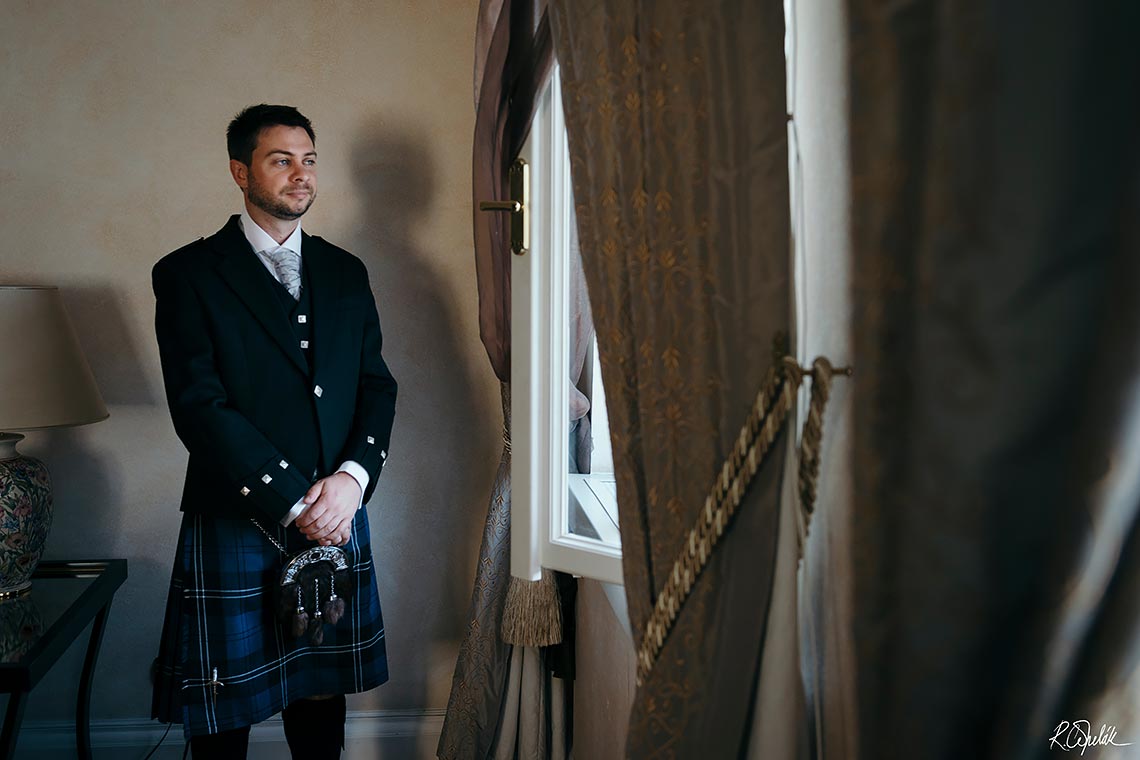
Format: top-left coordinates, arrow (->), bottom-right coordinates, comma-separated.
0,286 -> 107,599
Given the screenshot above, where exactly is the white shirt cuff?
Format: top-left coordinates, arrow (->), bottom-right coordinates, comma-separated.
281,497 -> 309,526
279,461 -> 368,526
337,460 -> 369,509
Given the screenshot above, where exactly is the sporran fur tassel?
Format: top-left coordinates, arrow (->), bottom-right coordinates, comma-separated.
324,583 -> 346,625
291,585 -> 309,638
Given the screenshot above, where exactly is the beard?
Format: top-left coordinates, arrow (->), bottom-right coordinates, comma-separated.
247,176 -> 316,220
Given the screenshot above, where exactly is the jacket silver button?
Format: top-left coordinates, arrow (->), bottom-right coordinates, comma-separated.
314,385 -> 323,397
262,474 -> 273,484
240,486 -> 250,496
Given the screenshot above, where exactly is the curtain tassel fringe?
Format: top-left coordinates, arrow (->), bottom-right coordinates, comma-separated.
501,569 -> 563,647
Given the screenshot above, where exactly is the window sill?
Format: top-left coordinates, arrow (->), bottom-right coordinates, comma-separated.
568,473 -> 620,546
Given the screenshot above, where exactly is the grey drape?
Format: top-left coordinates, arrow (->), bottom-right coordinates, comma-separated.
439,382 -> 516,760
846,3 -> 1140,758
569,219 -> 593,477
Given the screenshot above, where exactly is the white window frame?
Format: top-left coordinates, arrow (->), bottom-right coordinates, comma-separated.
511,66 -> 624,586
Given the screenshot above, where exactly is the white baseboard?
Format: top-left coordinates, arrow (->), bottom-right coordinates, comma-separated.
15,708 -> 445,758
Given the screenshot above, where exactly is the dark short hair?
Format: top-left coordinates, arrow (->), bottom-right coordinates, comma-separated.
226,104 -> 315,165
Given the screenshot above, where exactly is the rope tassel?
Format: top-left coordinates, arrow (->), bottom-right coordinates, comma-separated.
501,568 -> 563,647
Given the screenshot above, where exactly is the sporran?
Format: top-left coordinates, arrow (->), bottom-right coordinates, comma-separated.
251,520 -> 355,645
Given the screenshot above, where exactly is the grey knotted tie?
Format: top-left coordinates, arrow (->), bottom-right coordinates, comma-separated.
266,248 -> 302,300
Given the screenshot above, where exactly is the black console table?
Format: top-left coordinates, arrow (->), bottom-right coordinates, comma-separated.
0,559 -> 128,759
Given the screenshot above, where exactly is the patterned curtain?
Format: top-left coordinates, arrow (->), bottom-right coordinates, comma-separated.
438,1 -> 564,757
549,2 -> 791,756
846,3 -> 1140,758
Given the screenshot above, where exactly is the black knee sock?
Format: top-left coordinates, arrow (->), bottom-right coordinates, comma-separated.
281,694 -> 347,759
189,724 -> 251,759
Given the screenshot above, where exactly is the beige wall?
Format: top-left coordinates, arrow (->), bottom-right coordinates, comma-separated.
789,0 -> 856,755
746,0 -> 856,756
574,580 -> 636,759
749,1 -> 854,756
0,0 -> 497,732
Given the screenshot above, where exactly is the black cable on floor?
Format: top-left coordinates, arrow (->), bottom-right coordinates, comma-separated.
141,721 -> 174,760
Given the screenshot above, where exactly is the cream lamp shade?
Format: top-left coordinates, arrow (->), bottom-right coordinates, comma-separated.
0,286 -> 108,430
0,285 -> 108,598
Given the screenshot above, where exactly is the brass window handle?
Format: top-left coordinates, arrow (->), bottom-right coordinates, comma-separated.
478,158 -> 529,256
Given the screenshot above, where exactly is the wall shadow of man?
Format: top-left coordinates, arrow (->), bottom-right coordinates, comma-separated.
343,125 -> 498,723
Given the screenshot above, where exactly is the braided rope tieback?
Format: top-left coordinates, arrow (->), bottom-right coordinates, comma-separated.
796,357 -> 848,560
635,355 -> 850,685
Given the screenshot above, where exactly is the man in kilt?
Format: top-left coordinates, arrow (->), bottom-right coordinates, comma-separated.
150,104 -> 397,759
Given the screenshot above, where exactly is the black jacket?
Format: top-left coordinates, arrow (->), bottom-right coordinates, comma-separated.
153,215 -> 398,523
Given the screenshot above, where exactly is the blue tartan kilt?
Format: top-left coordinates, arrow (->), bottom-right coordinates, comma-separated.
151,507 -> 388,738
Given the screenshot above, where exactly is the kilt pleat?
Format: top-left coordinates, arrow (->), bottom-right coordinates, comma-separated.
152,508 -> 388,737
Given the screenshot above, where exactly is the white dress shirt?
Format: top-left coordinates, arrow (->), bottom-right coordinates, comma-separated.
239,209 -> 369,526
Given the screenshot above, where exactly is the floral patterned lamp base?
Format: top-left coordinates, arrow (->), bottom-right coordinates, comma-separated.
0,595 -> 43,659
0,433 -> 52,600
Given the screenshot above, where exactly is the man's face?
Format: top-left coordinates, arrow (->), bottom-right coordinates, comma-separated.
232,125 -> 317,220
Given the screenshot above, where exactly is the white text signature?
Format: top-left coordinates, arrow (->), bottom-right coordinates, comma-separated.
1050,721 -> 1133,754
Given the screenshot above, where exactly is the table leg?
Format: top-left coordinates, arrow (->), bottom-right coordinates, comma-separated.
1,690 -> 28,759
76,604 -> 111,760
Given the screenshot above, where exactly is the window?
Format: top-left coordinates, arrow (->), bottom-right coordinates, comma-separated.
511,66 -> 623,586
